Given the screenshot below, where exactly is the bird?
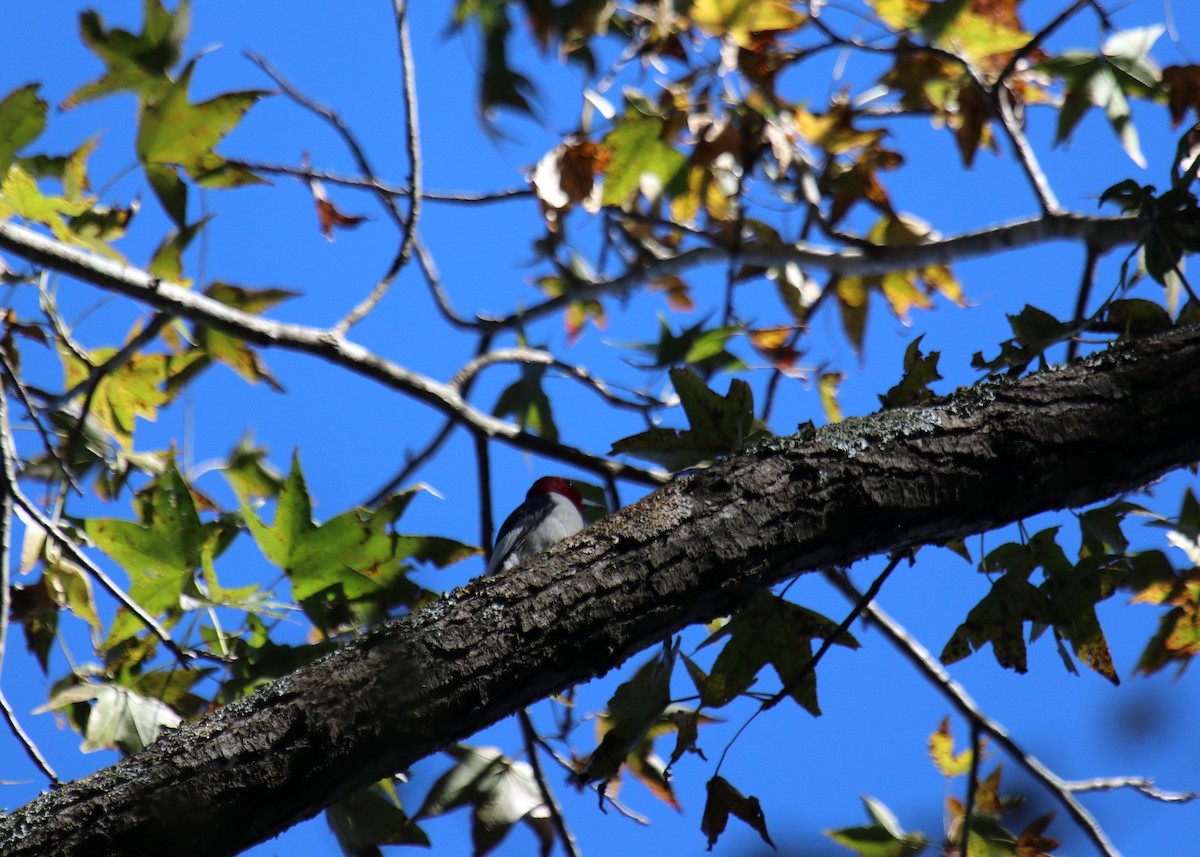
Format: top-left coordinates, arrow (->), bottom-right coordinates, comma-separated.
486,476 -> 585,575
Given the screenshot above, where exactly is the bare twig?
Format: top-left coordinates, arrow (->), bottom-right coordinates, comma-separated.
483,212 -> 1143,329
824,571 -> 1122,857
713,554 -> 906,778
960,720 -> 982,855
0,350 -> 82,494
450,347 -> 666,412
477,431 -> 494,562
0,391 -> 60,783
532,731 -> 651,825
228,159 -> 531,204
1062,776 -> 1198,803
996,0 -> 1092,86
0,220 -> 671,487
364,334 -> 494,507
332,1 -> 424,335
247,52 -> 402,229
519,709 -> 582,857
992,84 -> 1061,214
1068,243 -> 1101,362
413,235 -> 497,330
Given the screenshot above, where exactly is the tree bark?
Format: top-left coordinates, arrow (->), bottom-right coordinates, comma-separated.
3,324 -> 1199,857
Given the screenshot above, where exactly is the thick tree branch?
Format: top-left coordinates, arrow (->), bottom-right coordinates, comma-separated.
2,322 -> 1198,857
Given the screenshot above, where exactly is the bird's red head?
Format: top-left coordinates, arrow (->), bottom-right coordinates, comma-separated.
527,476 -> 583,513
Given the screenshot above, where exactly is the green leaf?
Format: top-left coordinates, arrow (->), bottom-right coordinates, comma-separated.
37,683 -> 181,754
577,644 -> 676,786
701,775 -> 775,851
63,0 -> 191,108
327,778 -> 430,853
451,0 -> 538,123
243,455 -> 475,630
8,579 -> 58,674
136,60 -> 268,188
417,745 -> 551,857
193,284 -> 299,390
879,335 -> 942,408
699,590 -> 859,714
223,434 -> 285,499
145,163 -> 189,229
622,317 -> 744,373
0,84 -> 48,176
825,795 -> 928,857
600,113 -> 686,208
1103,298 -> 1174,337
610,367 -> 768,469
217,615 -> 337,701
942,530 -> 1081,673
0,164 -> 94,245
59,343 -> 173,448
493,361 -> 558,441
1038,27 -> 1163,167
87,460 -> 209,648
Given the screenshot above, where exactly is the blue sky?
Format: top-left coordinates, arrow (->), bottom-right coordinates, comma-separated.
2,2 -> 1199,855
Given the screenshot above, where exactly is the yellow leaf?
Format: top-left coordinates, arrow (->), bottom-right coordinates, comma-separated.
690,0 -> 806,47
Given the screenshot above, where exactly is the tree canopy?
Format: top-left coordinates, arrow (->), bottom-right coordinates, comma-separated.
0,2 -> 1199,856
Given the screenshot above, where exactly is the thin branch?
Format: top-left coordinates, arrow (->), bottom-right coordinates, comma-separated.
532,731 -> 651,825
1061,776 -> 1198,803
477,431 -> 494,563
331,1 -> 424,335
246,52 -> 402,229
393,0 -> 421,262
824,571 -> 1122,857
714,554 -> 906,777
364,334 -> 494,507
228,159 -> 531,204
519,709 -> 582,857
0,350 -> 82,494
960,720 -> 982,855
996,0 -> 1092,86
247,51 -> 414,335
0,390 -> 59,783
451,347 -> 666,412
8,485 -> 214,666
57,311 -> 171,468
992,84 -> 1061,214
484,212 -> 1143,329
1068,243 -> 1101,362
413,235 -> 497,330
0,220 -> 670,487
52,311 -> 170,408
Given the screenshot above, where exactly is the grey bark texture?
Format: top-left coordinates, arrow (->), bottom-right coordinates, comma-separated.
2,323 -> 1199,857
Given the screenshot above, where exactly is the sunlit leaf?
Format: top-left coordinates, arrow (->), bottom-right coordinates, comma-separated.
0,84 -> 48,176
417,745 -> 550,857
62,0 -> 191,108
825,795 -> 927,857
600,113 -> 686,208
136,60 -> 268,188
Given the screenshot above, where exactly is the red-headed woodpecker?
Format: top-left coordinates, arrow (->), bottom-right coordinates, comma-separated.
486,476 -> 585,575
